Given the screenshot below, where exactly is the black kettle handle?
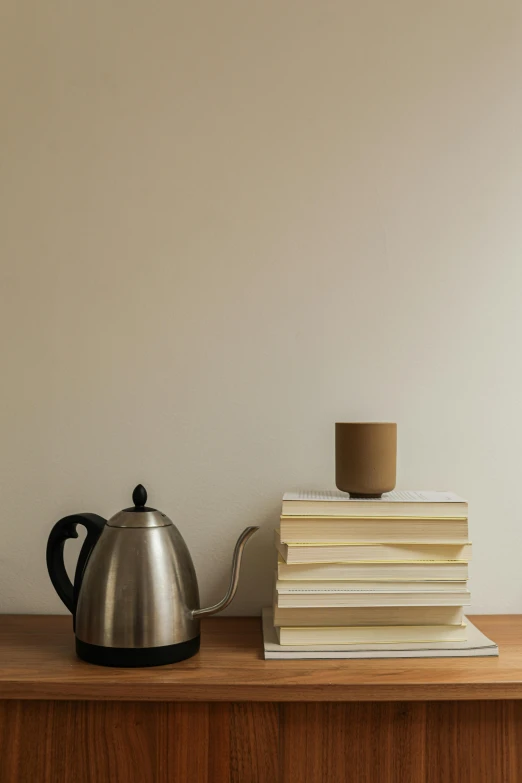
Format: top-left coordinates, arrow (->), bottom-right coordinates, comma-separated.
46,513 -> 106,615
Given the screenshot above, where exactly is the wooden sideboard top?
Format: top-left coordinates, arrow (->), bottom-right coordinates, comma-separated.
0,614 -> 519,702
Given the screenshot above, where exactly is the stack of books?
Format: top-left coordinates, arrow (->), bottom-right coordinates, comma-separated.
264,490 -> 498,659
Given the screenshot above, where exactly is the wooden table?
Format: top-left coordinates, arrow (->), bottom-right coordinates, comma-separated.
0,615 -> 520,782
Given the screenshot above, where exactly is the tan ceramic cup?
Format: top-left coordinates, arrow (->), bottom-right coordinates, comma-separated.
335,422 -> 397,498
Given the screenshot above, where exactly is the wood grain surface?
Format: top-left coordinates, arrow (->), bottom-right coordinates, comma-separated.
1,699 -> 522,782
0,614 -> 518,701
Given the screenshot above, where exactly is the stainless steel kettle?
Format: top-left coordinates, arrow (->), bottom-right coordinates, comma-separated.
46,484 -> 258,667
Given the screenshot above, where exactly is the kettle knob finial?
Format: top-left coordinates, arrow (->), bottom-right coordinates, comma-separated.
132,484 -> 147,508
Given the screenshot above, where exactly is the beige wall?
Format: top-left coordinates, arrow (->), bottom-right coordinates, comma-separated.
1,1 -> 521,614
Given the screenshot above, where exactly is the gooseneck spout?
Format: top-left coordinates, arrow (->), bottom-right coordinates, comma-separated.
192,526 -> 258,618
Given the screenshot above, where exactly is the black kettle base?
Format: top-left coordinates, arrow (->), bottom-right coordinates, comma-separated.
76,636 -> 201,667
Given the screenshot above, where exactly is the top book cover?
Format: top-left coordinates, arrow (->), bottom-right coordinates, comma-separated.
282,491 -> 468,518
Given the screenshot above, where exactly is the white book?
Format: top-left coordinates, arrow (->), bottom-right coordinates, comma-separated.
277,557 -> 469,581
279,516 -> 469,544
282,490 -> 467,518
275,529 -> 472,564
262,609 -> 498,659
277,620 -> 467,645
276,578 -> 468,592
276,589 -> 471,608
273,604 -> 464,628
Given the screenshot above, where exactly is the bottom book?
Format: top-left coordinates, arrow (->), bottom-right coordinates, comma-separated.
262,608 -> 498,659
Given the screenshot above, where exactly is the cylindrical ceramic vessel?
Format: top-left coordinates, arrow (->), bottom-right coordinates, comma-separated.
335,422 -> 397,498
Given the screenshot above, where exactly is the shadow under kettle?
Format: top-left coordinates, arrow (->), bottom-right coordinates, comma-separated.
46,484 -> 258,667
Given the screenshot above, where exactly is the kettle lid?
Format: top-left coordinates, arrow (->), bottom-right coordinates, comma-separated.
107,485 -> 173,528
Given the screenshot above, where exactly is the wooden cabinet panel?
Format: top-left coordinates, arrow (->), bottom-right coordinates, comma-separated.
425,701 -> 522,783
1,699 -> 521,782
281,702 -> 426,783
230,703 -> 279,783
1,701 -> 168,783
166,702 -> 209,781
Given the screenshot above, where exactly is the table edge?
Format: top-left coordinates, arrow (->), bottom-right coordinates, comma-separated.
1,682 -> 522,702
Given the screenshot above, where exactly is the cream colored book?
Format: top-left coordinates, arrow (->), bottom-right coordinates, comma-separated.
279,516 -> 469,544
277,557 -> 469,581
275,589 -> 471,608
262,610 -> 498,657
275,530 -> 472,564
276,577 -> 467,592
282,490 -> 467,518
276,621 -> 467,646
273,604 -> 464,627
